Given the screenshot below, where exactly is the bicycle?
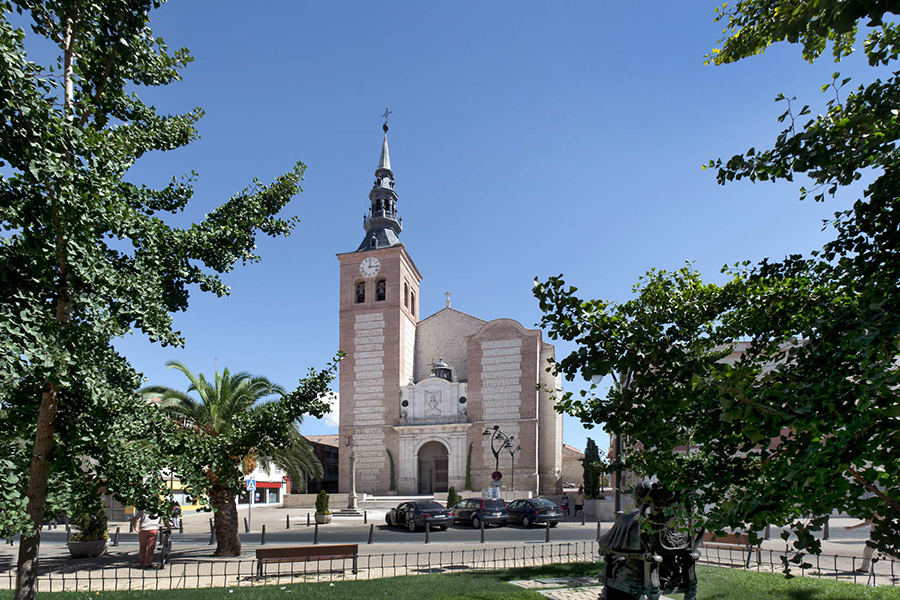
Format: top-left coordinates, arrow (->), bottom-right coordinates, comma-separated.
157,528 -> 172,568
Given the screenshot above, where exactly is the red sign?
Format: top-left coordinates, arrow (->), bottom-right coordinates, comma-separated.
491,471 -> 503,481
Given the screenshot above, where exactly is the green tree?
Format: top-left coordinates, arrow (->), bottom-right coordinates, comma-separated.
581,438 -> 605,499
386,449 -> 396,492
142,361 -> 325,556
465,442 -> 473,491
0,2 -> 328,597
535,2 -> 900,569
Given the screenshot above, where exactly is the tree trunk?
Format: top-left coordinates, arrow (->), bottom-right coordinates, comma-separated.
210,483 -> 241,556
15,382 -> 61,600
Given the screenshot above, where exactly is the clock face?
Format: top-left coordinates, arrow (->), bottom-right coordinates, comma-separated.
359,257 -> 381,278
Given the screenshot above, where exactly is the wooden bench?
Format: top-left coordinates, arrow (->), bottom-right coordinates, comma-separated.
256,544 -> 359,577
701,532 -> 761,568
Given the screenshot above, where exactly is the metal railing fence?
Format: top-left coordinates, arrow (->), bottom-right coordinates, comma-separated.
2,542 -> 896,592
699,544 -> 898,587
0,541 -> 597,592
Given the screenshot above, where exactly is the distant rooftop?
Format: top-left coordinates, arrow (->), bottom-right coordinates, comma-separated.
562,444 -> 584,456
305,434 -> 339,448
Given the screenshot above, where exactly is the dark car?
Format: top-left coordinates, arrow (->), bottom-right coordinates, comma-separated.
452,498 -> 508,528
385,500 -> 454,531
507,498 -> 562,527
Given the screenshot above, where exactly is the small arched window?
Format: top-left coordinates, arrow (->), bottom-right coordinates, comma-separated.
411,291 -> 416,316
376,279 -> 386,301
404,282 -> 409,307
370,236 -> 376,248
355,282 -> 366,304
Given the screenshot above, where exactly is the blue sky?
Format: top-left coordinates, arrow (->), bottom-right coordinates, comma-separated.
101,1 -> 874,456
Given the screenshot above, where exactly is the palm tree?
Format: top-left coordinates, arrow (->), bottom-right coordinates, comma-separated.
141,360 -> 323,555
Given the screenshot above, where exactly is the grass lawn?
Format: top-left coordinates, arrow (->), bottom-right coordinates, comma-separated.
2,563 -> 898,599
0,572 -> 547,600
667,566 -> 900,600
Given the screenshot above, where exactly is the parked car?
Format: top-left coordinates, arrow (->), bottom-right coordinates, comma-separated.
385,500 -> 454,531
453,498 -> 508,528
507,498 -> 562,527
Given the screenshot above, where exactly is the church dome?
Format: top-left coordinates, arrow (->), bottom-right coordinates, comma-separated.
432,358 -> 452,381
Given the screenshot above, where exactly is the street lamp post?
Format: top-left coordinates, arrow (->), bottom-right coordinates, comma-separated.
508,444 -> 521,492
610,370 -> 633,514
613,433 -> 623,514
591,371 -> 632,514
482,425 -> 513,472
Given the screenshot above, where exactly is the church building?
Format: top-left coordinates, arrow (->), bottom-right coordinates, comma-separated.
337,121 -> 563,496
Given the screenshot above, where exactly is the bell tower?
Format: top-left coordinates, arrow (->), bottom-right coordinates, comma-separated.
336,113 -> 422,494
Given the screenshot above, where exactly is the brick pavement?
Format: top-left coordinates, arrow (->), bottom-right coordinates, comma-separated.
509,579 -> 675,600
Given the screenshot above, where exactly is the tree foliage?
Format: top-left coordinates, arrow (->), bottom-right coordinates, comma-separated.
581,438 -> 605,499
0,1 -> 325,596
535,2 -> 900,570
142,361 -> 328,556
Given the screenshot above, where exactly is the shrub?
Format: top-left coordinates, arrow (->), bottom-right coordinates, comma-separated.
69,507 -> 109,541
446,486 -> 462,508
315,489 -> 331,515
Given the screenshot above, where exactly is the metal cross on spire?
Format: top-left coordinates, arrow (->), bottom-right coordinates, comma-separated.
382,106 -> 392,131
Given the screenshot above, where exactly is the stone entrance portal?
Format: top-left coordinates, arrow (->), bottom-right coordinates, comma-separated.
417,441 -> 449,494
396,425 -> 470,495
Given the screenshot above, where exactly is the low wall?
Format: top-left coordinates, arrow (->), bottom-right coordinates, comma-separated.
536,495 -> 636,521
283,493 -> 350,509
477,491 -> 533,502
584,497 -> 636,521
284,490 -> 533,509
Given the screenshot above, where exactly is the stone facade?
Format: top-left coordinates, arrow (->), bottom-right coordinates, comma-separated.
336,126 -> 562,496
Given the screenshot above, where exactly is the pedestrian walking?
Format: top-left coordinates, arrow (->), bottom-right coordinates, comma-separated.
574,485 -> 585,517
561,492 -> 570,516
171,504 -> 182,530
132,510 -> 161,569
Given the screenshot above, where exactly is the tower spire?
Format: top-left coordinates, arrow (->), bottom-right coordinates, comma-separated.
378,106 -> 392,171
358,109 -> 402,251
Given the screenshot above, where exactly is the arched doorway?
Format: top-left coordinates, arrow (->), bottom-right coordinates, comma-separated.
417,441 -> 449,495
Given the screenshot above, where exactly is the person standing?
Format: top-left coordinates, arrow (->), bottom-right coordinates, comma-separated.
574,486 -> 585,517
561,492 -> 570,516
132,510 -> 161,569
846,518 -> 878,573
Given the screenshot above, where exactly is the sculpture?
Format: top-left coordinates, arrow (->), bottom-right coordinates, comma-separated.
597,481 -> 702,600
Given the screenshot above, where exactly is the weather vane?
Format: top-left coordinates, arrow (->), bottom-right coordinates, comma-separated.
382,105 -> 392,131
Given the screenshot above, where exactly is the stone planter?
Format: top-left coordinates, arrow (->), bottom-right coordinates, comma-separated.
67,539 -> 108,558
314,513 -> 332,525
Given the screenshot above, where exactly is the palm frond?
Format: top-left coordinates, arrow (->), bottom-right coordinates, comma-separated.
145,363 -> 318,487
